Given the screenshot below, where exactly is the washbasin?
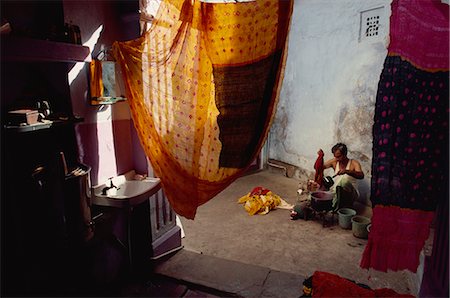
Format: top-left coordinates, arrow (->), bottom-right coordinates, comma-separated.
92,171 -> 161,208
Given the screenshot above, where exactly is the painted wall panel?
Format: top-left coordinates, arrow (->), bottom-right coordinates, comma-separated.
64,0 -> 147,185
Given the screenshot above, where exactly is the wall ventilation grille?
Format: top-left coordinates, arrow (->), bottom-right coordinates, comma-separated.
359,6 -> 385,42
366,16 -> 380,37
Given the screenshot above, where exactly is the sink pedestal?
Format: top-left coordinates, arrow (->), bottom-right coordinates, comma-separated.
91,171 -> 182,274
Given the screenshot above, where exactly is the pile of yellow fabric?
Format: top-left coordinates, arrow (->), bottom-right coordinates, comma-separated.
238,187 -> 285,215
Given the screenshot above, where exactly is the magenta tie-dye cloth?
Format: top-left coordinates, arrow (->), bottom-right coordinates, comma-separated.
388,0 -> 449,71
360,0 -> 449,273
360,206 -> 436,272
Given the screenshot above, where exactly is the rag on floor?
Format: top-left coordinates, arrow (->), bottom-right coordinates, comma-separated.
301,271 -> 414,297
238,186 -> 293,215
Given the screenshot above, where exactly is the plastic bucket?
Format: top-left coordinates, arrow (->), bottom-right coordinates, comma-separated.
351,216 -> 371,239
337,208 -> 356,229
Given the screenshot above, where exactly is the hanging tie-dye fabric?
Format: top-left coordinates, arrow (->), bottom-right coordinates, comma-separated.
112,0 -> 293,219
360,0 -> 449,273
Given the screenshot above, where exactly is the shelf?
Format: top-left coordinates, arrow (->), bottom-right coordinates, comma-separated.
1,35 -> 91,63
90,97 -> 127,106
4,117 -> 84,133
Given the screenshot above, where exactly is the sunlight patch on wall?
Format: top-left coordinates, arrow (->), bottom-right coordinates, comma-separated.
68,25 -> 104,85
96,118 -> 118,184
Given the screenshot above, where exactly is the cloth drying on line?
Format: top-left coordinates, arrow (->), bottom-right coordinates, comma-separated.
361,0 -> 449,273
112,0 -> 294,219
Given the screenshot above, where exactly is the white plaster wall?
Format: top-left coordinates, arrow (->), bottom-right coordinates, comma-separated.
269,0 -> 392,204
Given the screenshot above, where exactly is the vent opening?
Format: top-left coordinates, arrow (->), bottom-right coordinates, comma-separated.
359,6 -> 385,42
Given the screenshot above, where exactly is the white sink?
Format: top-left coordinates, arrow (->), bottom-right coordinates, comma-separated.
92,172 -> 161,208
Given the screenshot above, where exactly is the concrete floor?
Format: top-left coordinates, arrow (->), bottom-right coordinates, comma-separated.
177,169 -> 416,296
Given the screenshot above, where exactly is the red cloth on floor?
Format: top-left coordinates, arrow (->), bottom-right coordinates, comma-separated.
314,150 -> 324,186
312,271 -> 414,297
360,206 -> 435,272
250,186 -> 270,196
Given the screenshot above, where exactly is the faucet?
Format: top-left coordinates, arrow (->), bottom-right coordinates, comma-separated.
101,177 -> 118,195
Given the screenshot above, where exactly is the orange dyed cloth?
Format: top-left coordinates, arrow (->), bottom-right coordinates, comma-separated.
112,0 -> 293,219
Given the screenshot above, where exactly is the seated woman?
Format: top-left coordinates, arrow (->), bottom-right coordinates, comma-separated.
290,143 -> 364,220
323,143 -> 364,211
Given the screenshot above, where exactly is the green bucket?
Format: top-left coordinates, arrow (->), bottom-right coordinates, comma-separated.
337,208 -> 356,229
351,216 -> 371,239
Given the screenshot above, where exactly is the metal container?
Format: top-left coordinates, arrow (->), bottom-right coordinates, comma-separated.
310,190 -> 334,212
352,216 -> 371,239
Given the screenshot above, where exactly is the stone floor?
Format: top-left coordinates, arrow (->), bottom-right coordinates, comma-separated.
171,169 -> 416,296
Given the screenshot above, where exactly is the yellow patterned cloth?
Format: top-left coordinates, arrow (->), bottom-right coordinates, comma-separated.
238,186 -> 293,215
238,192 -> 280,215
112,0 -> 293,219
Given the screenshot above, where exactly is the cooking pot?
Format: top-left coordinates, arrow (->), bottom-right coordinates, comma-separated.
322,176 -> 334,189
310,190 -> 334,212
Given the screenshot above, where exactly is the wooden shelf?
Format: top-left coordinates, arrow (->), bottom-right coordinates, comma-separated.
1,35 -> 91,63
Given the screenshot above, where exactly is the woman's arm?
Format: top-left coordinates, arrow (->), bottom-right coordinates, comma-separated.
323,158 -> 336,170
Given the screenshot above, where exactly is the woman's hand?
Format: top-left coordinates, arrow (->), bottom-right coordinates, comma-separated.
337,169 -> 347,176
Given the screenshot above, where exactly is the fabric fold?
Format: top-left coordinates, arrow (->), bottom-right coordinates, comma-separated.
313,149 -> 324,186
360,206 -> 435,272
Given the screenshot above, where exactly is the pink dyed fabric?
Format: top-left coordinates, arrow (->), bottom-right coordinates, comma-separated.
360,206 -> 435,272
388,0 -> 449,71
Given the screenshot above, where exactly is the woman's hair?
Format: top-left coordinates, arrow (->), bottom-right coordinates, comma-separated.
332,143 -> 348,156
